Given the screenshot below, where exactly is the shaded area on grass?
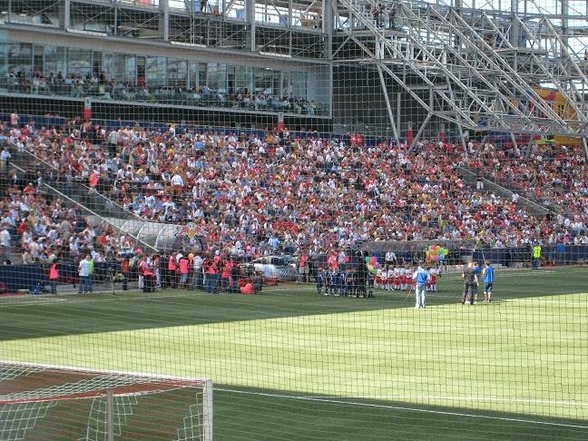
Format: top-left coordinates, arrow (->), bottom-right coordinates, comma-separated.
0,268 -> 586,342
213,386 -> 588,441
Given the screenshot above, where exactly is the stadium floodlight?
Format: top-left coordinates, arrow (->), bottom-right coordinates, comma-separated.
0,362 -> 213,441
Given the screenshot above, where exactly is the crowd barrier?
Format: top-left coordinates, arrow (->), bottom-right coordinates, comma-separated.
0,261 -> 121,293
472,245 -> 588,267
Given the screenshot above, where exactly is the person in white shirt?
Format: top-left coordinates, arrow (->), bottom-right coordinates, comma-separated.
0,226 -> 11,258
170,172 -> 184,198
428,266 -> 441,292
10,111 -> 19,127
191,252 -> 204,290
78,255 -> 92,293
385,250 -> 397,266
0,146 -> 11,174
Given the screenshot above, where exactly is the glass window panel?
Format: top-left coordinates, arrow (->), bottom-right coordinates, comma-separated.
67,48 -> 93,79
44,46 -> 66,79
282,71 -> 290,97
146,56 -> 167,86
92,52 -> 103,77
188,61 -> 198,89
235,65 -> 253,94
290,71 -> 307,98
199,63 -> 207,87
102,53 -> 113,81
0,43 -> 8,81
124,55 -> 136,84
207,63 -> 227,91
272,70 -> 281,96
255,67 -> 273,94
8,43 -> 32,78
109,54 -> 136,84
168,58 -> 187,88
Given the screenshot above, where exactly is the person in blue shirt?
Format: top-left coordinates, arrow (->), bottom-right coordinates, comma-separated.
482,260 -> 495,303
412,263 -> 430,309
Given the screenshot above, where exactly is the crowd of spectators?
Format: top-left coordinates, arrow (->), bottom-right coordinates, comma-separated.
0,180 -> 137,265
4,70 -> 323,115
3,119 -> 586,266
462,140 -> 587,220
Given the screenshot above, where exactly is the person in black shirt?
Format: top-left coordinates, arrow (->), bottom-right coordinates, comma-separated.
461,261 -> 479,305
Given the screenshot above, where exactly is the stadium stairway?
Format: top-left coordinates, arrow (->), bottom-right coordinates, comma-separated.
457,165 -> 552,217
5,144 -> 160,252
9,145 -> 138,222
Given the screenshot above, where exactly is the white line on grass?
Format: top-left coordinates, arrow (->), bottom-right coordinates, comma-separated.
0,297 -> 70,306
218,388 -> 588,430
350,396 -> 588,406
0,291 -> 208,307
501,297 -> 588,305
498,270 -> 556,277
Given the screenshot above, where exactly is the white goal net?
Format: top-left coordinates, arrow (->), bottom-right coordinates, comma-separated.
0,362 -> 212,441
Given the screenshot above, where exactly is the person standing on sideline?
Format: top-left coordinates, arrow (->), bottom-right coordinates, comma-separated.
121,256 -> 130,291
152,254 -> 161,290
461,261 -> 479,305
191,252 -> 204,290
482,260 -> 495,302
87,255 -> 95,293
472,260 -> 482,303
532,243 -> 542,269
427,265 -> 441,293
412,262 -> 430,309
167,254 -> 178,288
178,254 -> 190,290
297,251 -> 309,283
78,255 -> 92,293
48,258 -> 59,294
143,256 -> 155,293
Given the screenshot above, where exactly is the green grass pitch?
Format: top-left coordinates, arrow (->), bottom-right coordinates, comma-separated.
0,267 -> 587,440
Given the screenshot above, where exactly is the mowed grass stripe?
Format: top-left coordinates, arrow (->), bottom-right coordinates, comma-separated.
2,292 -> 586,421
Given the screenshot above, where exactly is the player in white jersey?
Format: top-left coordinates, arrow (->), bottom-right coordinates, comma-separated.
393,266 -> 402,290
428,266 -> 441,292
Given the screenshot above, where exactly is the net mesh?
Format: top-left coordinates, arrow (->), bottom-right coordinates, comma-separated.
0,0 -> 587,440
0,363 -> 212,441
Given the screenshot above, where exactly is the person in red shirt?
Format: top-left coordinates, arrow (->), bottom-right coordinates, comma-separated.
48,258 -> 59,295
203,252 -> 220,294
178,254 -> 190,290
240,282 -> 254,295
297,252 -> 309,283
121,257 -> 130,291
23,183 -> 35,194
88,169 -> 99,193
167,254 -> 177,288
220,255 -> 233,292
143,256 -> 155,293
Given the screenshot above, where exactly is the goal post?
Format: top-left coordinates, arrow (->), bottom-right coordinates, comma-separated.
0,361 -> 213,441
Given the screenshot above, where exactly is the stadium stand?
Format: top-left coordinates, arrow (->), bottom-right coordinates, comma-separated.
3,120 -> 586,262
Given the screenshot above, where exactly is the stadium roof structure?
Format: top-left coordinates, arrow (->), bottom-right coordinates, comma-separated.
332,0 -> 588,150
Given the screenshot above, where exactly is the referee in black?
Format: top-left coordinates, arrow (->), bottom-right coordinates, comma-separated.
461,261 -> 479,305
